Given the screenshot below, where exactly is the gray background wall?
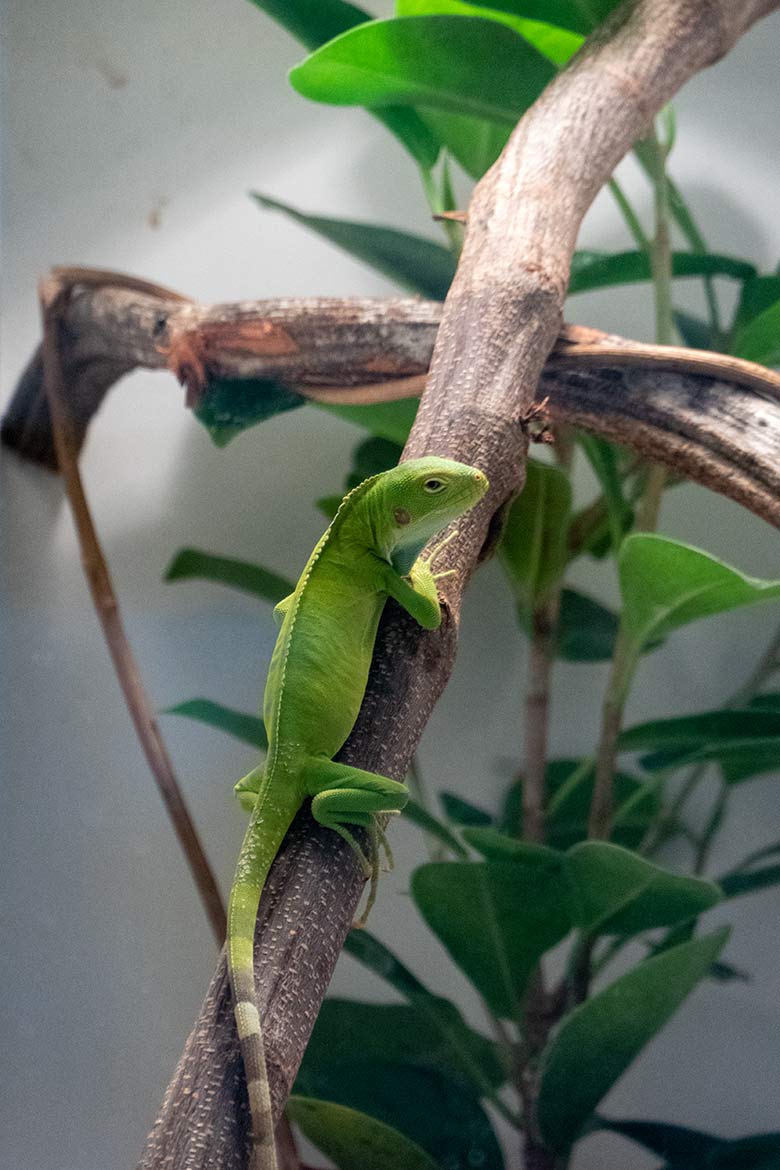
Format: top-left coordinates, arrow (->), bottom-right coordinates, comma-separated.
2,3 -> 780,1168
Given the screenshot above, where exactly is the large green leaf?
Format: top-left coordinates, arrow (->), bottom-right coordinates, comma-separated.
396,0 -> 583,65
299,998 -> 505,1094
619,535 -> 780,665
563,841 -> 721,936
294,1066 -> 505,1170
342,929 -> 509,1100
417,109 -> 510,178
193,377 -> 304,446
248,0 -> 440,166
569,250 -> 755,295
403,798 -> 470,858
290,16 -> 555,123
165,547 -> 294,604
287,1096 -> 439,1170
621,709 -> 780,781
411,859 -> 570,1017
318,396 -> 419,444
731,274 -> 780,334
254,193 -> 456,299
731,299 -> 780,367
556,589 -> 620,662
537,929 -> 729,1151
500,458 -> 572,610
465,0 -> 620,35
461,827 -> 561,865
599,1117 -> 725,1166
162,698 -> 267,750
499,759 -> 660,850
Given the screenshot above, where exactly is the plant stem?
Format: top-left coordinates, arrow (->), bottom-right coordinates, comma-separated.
38,277 -> 227,944
607,177 -> 650,250
523,599 -> 559,841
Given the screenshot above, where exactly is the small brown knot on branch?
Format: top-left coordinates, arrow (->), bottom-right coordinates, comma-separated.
432,210 -> 468,223
520,396 -> 554,444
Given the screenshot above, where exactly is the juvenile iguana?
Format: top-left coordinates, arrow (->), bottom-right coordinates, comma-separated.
226,455 -> 489,1170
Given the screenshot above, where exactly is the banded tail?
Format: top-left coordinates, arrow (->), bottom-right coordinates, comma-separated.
227,780 -> 300,1170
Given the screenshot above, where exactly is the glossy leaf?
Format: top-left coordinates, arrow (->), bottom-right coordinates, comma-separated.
411,860 -> 570,1017
193,377 -> 303,446
299,997 -> 505,1095
621,709 -> 780,753
556,589 -> 620,662
500,458 -> 572,609
165,547 -> 294,604
461,827 -> 562,866
569,250 -> 755,295
403,798 -> 470,858
465,0 -> 620,34
440,790 -> 493,826
396,0 -> 583,65
563,841 -> 721,936
599,1117 -> 725,1166
731,299 -> 780,367
290,16 -> 555,124
287,1096 -> 439,1170
342,929 -> 509,1099
248,0 -> 440,166
254,193 -> 456,299
499,759 -> 660,850
537,929 -> 730,1151
319,396 -> 419,444
619,535 -> 780,662
296,1065 -> 505,1170
162,699 -> 267,750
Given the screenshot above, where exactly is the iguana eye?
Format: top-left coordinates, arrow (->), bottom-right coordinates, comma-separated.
423,478 -> 446,493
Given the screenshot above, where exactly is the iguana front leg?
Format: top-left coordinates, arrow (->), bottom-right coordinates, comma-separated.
379,535 -> 458,630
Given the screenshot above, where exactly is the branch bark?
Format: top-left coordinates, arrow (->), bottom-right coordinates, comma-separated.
5,4 -> 779,1169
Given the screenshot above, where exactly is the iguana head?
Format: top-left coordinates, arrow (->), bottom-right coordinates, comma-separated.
371,456 -> 489,564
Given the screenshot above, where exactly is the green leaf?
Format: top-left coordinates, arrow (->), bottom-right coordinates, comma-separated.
192,377 -> 303,446
439,790 -> 493,826
732,299 -> 780,367
344,435 -> 404,488
500,458 -> 572,610
577,435 -> 630,553
568,250 -> 756,295
299,997 -> 505,1096
164,547 -> 294,604
731,274 -> 780,334
711,1134 -> 780,1169
403,798 -> 470,858
598,1117 -> 725,1166
464,0 -> 620,35
342,929 -> 510,1103
556,589 -> 620,662
537,928 -> 730,1152
293,1068 -> 505,1170
289,16 -> 555,124
248,0 -> 440,166
461,827 -> 562,865
621,709 -> 780,752
563,841 -> 721,936
411,860 -> 570,1017
287,1096 -> 439,1170
673,309 -> 716,351
619,535 -> 780,664
719,863 -> 780,899
499,759 -> 660,850
417,109 -> 510,179
318,396 -> 419,444
396,0 -> 583,65
254,193 -> 456,299
162,698 -> 267,749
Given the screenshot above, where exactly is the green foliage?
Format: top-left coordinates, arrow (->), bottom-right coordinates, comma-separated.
287,1096 -> 439,1170
537,929 -> 729,1151
621,709 -> 780,782
411,858 -> 570,1017
569,250 -> 756,294
439,790 -> 493,825
500,458 -> 572,610
576,435 -> 631,553
193,377 -> 304,446
163,698 -> 267,750
289,16 -> 555,122
603,1118 -> 780,1170
403,798 -> 470,857
556,589 -> 620,661
254,194 -> 456,299
165,547 -> 293,603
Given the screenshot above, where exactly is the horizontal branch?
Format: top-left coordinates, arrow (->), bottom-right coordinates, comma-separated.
4,276 -> 780,526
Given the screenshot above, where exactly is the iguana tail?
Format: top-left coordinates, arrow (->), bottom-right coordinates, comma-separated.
227,777 -> 300,1170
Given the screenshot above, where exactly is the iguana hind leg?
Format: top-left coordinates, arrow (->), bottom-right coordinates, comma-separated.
302,756 -> 408,920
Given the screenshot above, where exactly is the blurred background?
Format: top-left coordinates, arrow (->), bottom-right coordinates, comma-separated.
2,3 -> 780,1168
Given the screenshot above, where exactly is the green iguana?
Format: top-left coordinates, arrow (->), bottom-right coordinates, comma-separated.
226,456 -> 489,1170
